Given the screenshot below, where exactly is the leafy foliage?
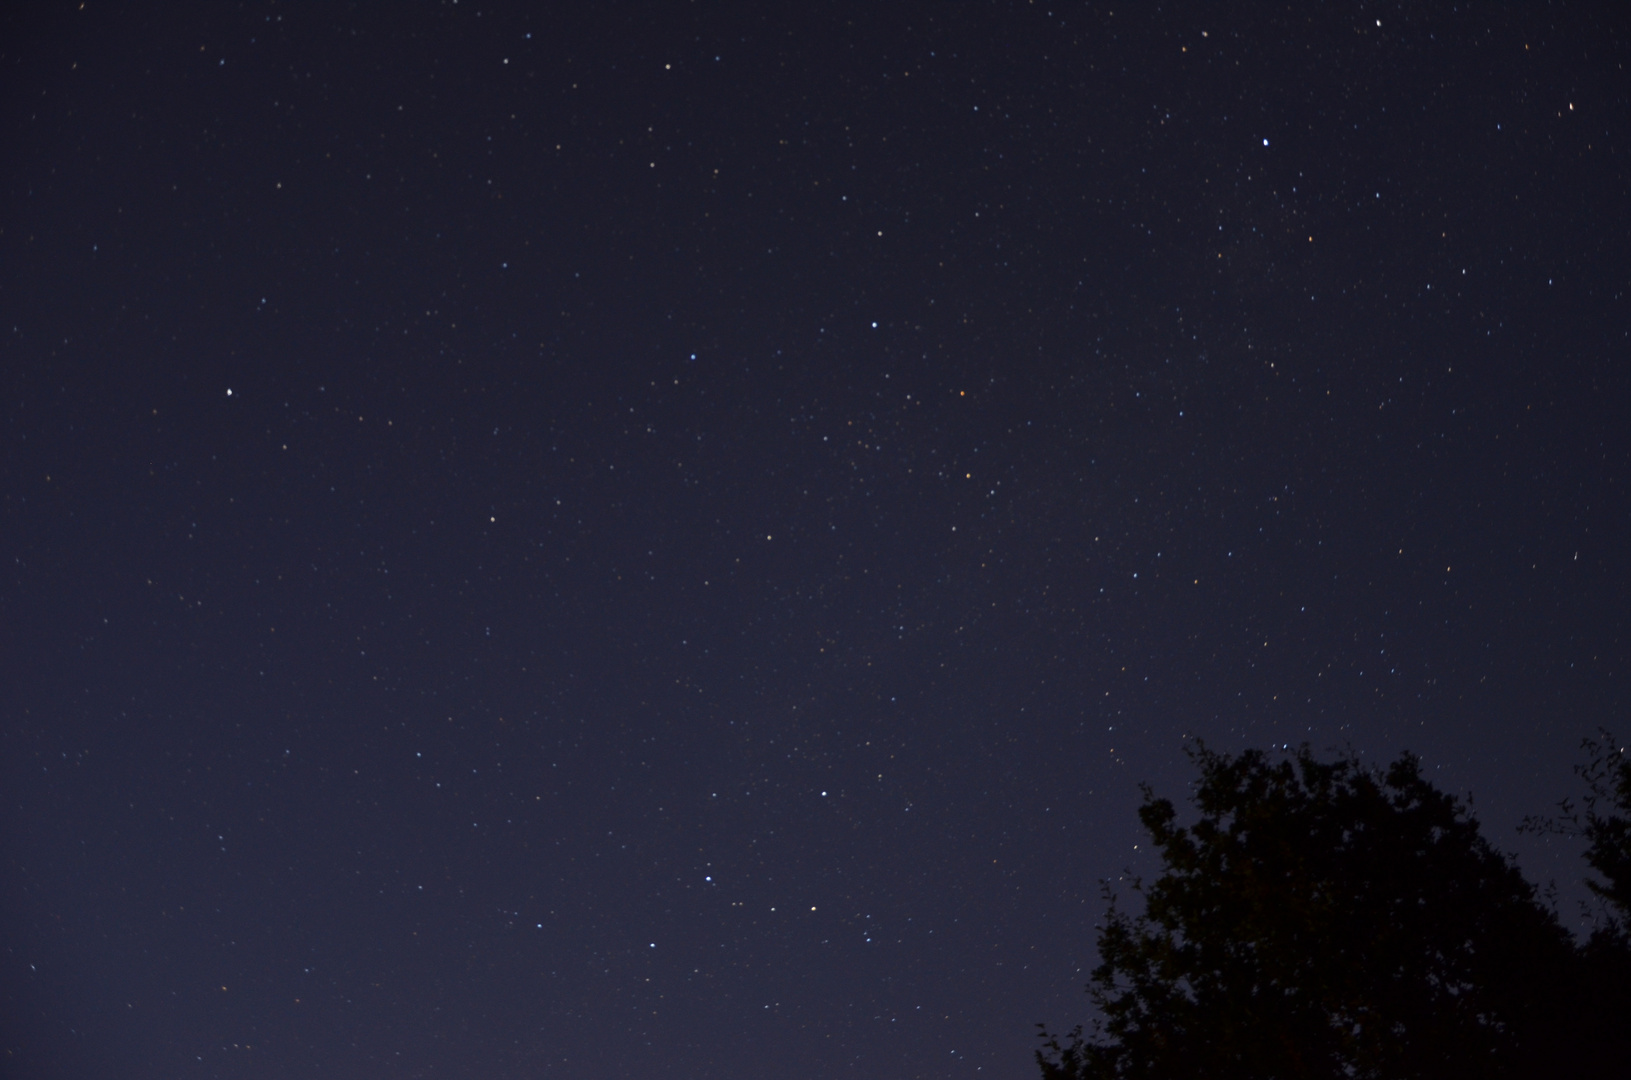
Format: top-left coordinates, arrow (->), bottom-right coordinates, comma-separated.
1040,742 -> 1629,1080
1567,730 -> 1631,925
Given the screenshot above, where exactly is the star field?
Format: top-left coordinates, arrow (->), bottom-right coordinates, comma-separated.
4,2 -> 1629,1077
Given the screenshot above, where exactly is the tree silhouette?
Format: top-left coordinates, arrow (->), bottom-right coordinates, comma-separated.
1565,730 -> 1631,927
1039,742 -> 1630,1080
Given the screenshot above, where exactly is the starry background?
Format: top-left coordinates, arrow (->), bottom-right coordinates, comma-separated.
3,1 -> 1628,1077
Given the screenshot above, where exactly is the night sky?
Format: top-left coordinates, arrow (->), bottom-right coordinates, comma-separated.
4,2 -> 1629,1077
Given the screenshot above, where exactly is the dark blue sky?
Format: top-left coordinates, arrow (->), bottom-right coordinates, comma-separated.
5,2 -> 1628,1077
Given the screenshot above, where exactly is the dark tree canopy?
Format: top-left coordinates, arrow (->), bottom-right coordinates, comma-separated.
1040,742 -> 1631,1080
1570,731 -> 1631,927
